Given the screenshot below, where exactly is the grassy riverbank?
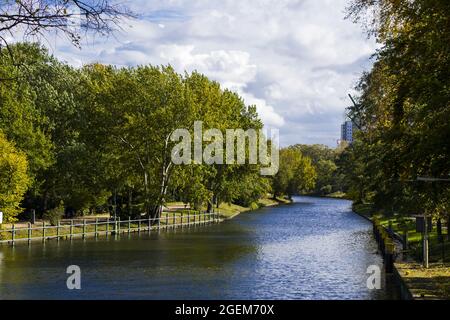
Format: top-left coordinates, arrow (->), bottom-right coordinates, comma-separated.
211,197 -> 292,220
0,197 -> 291,242
352,203 -> 450,299
353,203 -> 450,262
167,197 -> 292,220
303,192 -> 349,200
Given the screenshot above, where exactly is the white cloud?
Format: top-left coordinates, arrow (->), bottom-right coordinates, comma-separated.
43,0 -> 377,146
158,44 -> 257,90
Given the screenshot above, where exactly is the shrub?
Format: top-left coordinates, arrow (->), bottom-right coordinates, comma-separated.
44,202 -> 65,226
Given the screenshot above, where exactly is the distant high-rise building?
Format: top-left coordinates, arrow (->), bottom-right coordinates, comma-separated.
341,121 -> 354,143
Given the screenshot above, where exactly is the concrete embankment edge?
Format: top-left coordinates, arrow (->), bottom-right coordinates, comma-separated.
352,207 -> 414,300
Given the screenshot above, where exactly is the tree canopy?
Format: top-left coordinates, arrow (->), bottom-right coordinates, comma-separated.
342,0 -> 450,217
0,130 -> 30,222
271,147 -> 317,199
0,43 -> 282,220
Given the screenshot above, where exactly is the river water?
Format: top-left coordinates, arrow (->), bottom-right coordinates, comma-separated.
0,196 -> 399,299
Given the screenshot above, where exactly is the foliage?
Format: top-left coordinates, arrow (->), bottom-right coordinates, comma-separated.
0,43 -> 271,220
0,131 -> 30,222
271,147 -> 317,198
293,144 -> 341,195
342,0 -> 450,216
43,201 -> 65,226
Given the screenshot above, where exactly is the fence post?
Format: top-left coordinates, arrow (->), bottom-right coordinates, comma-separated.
148,215 -> 151,234
95,218 -> 98,238
82,219 -> 86,239
128,217 -> 131,234
138,218 -> 141,234
28,222 -> 32,245
106,218 -> 109,237
11,224 -> 15,246
70,220 -> 74,240
181,212 -> 183,228
57,221 -> 60,241
187,211 -> 190,227
158,214 -> 161,231
173,212 -> 176,228
42,221 -> 46,242
118,217 -> 121,234
31,209 -> 36,225
385,242 -> 395,273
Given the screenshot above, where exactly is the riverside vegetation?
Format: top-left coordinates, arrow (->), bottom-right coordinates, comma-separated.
0,2 -> 448,296
0,43 -> 318,228
342,0 -> 450,298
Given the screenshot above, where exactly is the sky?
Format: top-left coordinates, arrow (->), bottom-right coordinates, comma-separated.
43,0 -> 378,147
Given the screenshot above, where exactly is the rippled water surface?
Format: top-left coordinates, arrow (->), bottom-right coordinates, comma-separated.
0,196 -> 399,299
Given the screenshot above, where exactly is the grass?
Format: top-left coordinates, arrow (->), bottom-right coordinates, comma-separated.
0,211 -> 214,242
0,196 -> 290,241
352,203 -> 375,217
215,197 -> 292,219
326,191 -> 348,199
216,202 -> 251,218
352,202 -> 450,299
353,203 -> 450,262
167,196 -> 292,220
0,195 -> 292,243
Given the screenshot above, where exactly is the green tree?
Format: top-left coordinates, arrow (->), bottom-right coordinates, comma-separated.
272,148 -> 316,199
294,144 -> 339,195
344,0 -> 450,215
0,131 -> 30,222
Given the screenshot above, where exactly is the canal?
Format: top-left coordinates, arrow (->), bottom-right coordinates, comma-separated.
0,196 -> 399,299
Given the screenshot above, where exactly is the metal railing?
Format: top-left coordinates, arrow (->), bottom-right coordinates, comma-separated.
0,211 -> 222,246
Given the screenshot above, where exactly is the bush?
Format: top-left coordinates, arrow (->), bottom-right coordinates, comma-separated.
43,202 -> 65,226
249,202 -> 260,210
320,185 -> 333,195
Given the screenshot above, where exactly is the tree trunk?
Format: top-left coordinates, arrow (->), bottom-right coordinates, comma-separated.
144,171 -> 150,216
128,189 -> 133,217
207,201 -> 213,213
447,214 -> 450,241
43,191 -> 48,212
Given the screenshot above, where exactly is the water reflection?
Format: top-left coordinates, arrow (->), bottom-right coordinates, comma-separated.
0,196 -> 399,299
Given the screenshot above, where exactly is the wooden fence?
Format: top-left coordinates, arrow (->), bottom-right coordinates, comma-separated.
0,212 -> 222,246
